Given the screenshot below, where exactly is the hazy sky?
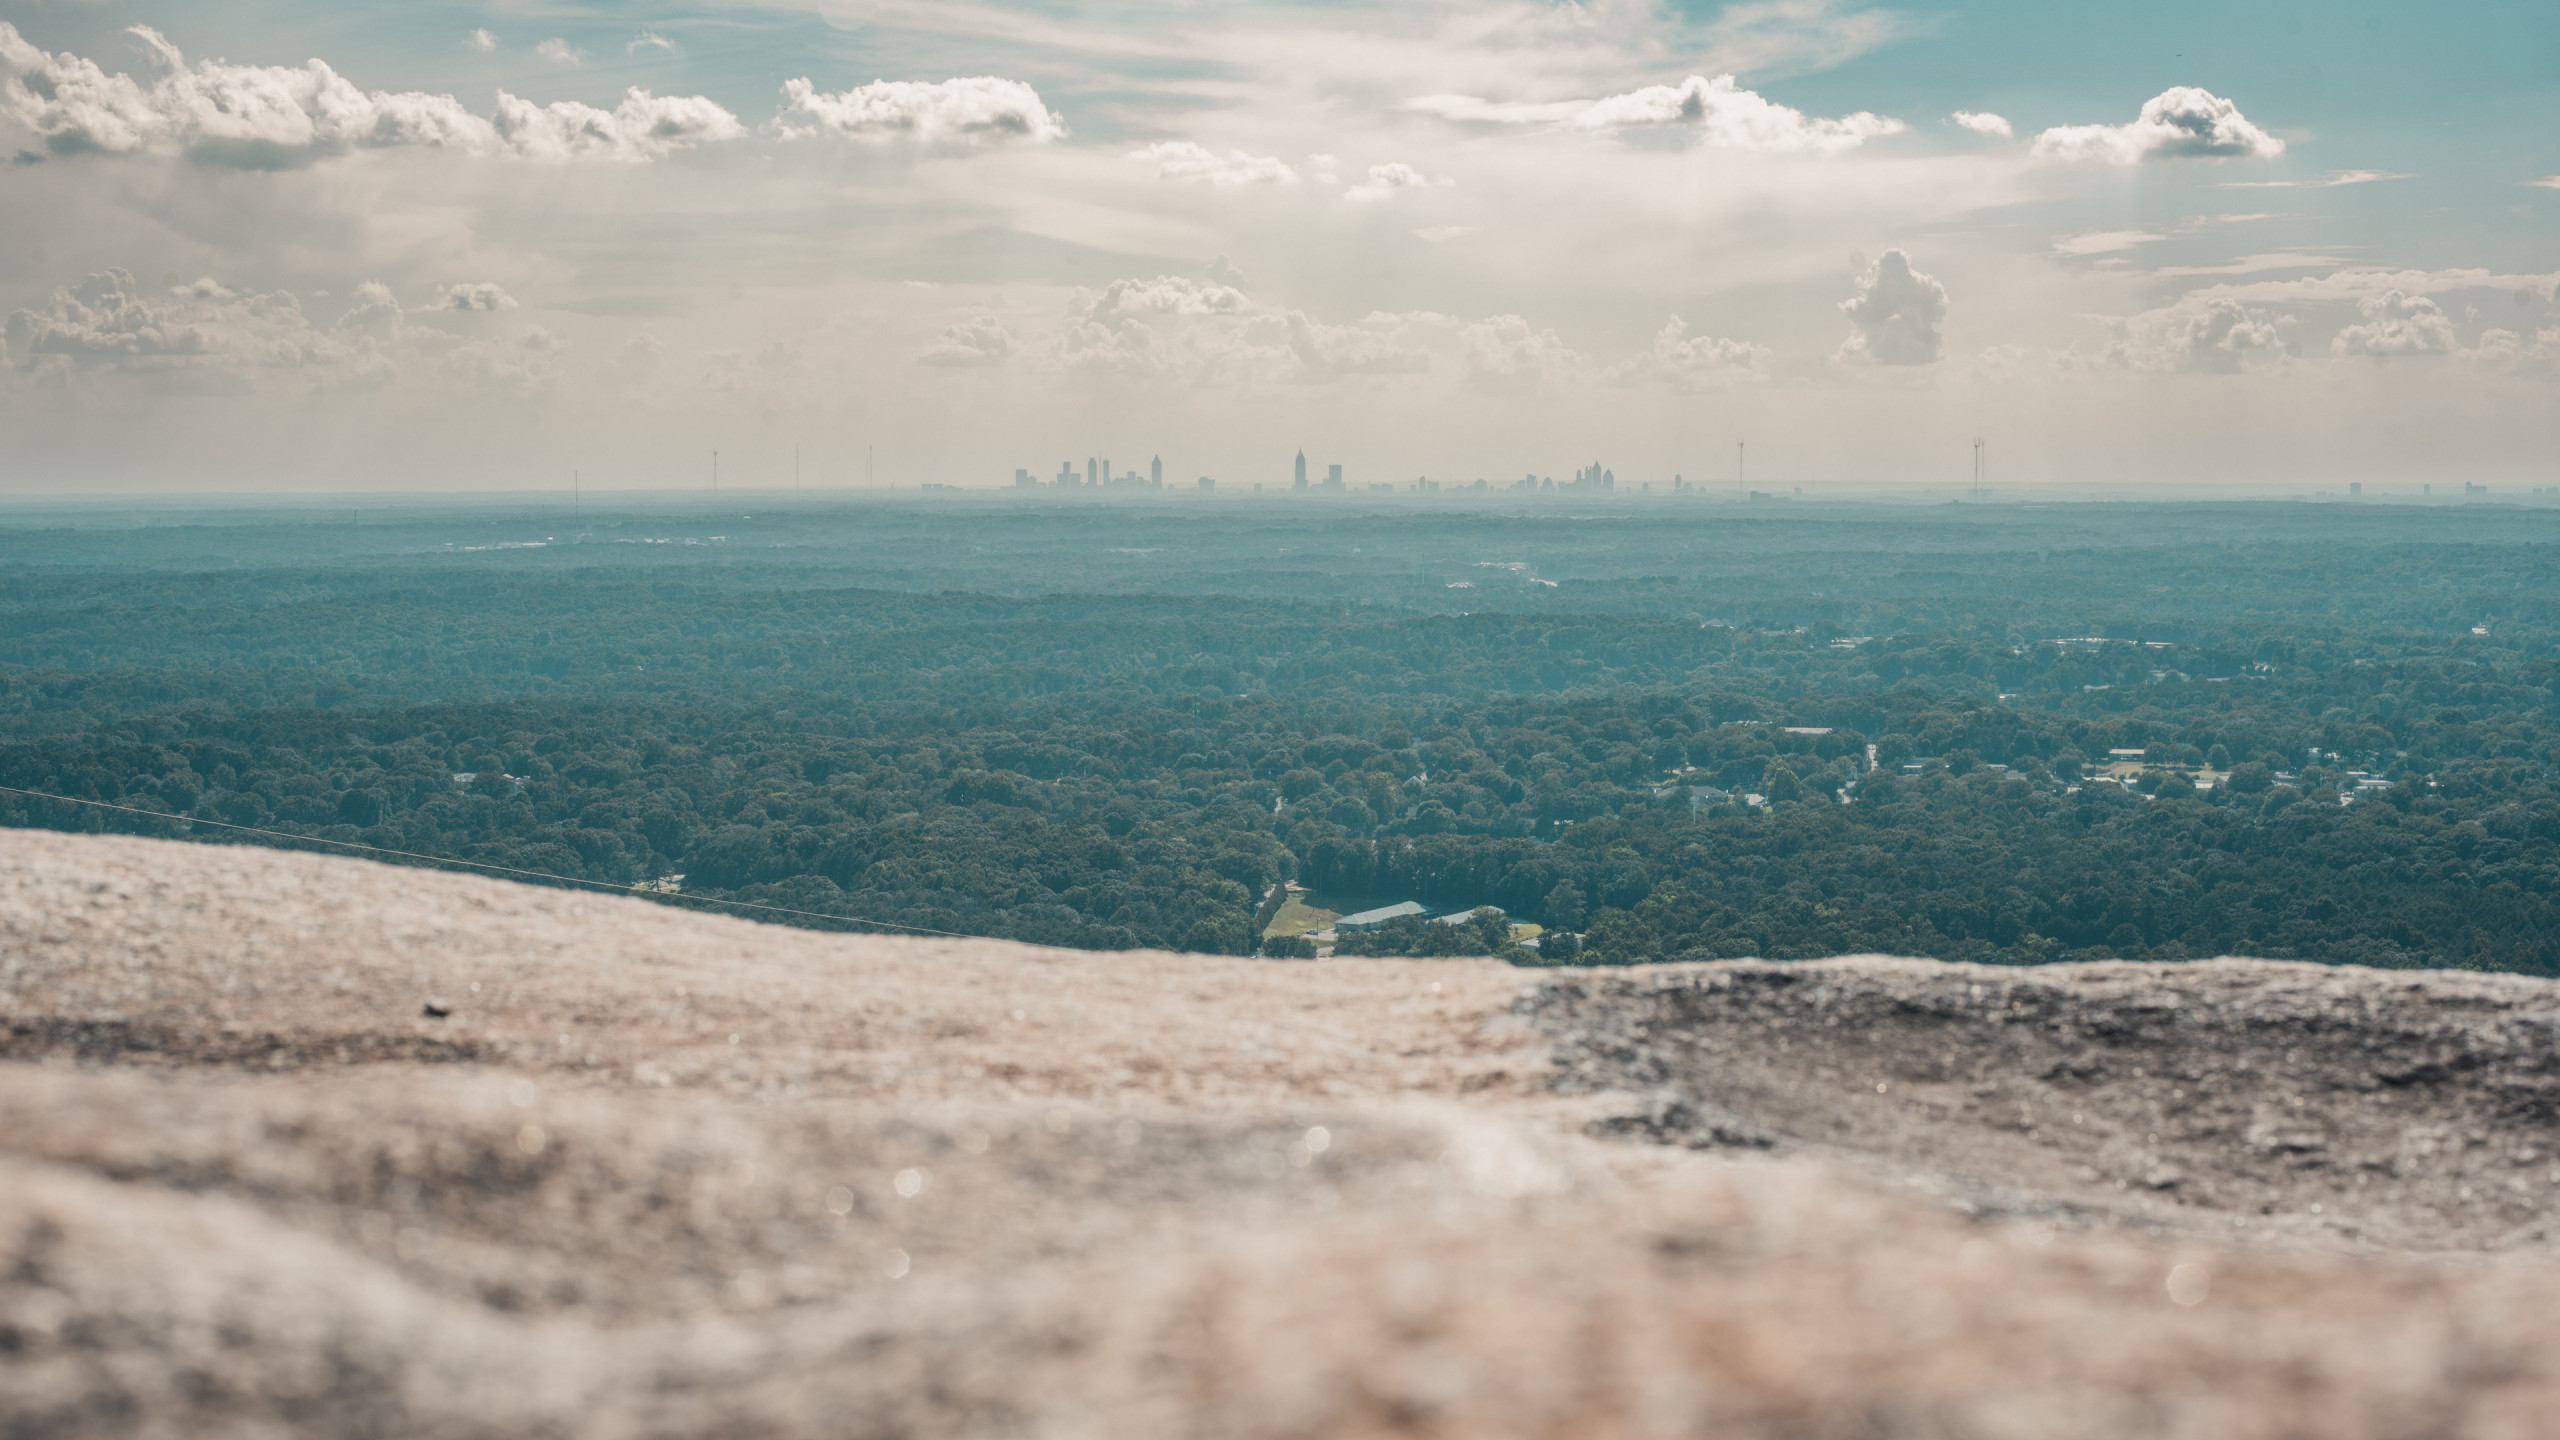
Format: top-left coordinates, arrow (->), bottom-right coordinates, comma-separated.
2,1 -> 2554,493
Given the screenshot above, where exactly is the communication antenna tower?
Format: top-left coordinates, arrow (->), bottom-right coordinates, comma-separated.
1972,437 -> 1986,501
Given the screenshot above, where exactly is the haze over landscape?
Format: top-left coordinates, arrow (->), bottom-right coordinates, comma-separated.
1,0 -> 2555,493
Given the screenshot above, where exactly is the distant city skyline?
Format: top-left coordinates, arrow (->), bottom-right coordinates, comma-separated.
935,445 -> 2551,502
0,2 -> 2553,492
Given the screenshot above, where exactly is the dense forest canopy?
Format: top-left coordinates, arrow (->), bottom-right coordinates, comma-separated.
2,493 -> 2554,973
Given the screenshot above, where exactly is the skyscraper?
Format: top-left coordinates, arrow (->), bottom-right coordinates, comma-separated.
1294,450 -> 1307,490
1150,455 -> 1162,487
1086,458 -> 1097,486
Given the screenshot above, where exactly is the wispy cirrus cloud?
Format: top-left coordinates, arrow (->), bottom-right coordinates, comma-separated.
2143,252 -> 2358,278
1691,0 -> 1920,78
2162,267 -> 2560,307
2222,169 -> 2412,189
1125,141 -> 1299,186
1400,94 -> 1578,126
2052,230 -> 2166,257
1343,162 -> 1451,203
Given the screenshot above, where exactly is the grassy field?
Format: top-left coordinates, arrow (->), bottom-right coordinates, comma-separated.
1263,893 -> 1343,939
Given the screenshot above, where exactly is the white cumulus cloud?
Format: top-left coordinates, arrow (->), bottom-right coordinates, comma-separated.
1952,111 -> 2012,138
1461,314 -> 1584,390
468,29 -> 497,54
918,318 -> 1014,368
337,281 -> 402,341
1410,73 -> 1901,156
2087,297 -> 2290,373
1124,141 -> 1299,186
434,282 -> 516,312
778,76 -> 1064,146
534,39 -> 581,67
1085,275 -> 1252,320
489,89 -> 743,162
1343,162 -> 1451,203
9,268 -> 351,379
2469,325 -> 2559,368
1628,316 -> 1769,385
1838,250 -> 1946,366
1014,278 -> 1586,390
1048,279 -> 1290,381
0,23 -> 739,165
1041,276 -> 1263,380
629,32 -> 677,56
1286,312 -> 1433,377
8,268 -> 224,364
2032,86 -> 2284,165
1,267 -> 580,406
2331,291 -> 2456,358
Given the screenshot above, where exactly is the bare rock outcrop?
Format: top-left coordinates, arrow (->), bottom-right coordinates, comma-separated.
2,831 -> 2558,1438
1532,958 -> 2560,1251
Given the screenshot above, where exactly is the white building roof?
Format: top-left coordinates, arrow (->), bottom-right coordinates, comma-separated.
1335,901 -> 1427,930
